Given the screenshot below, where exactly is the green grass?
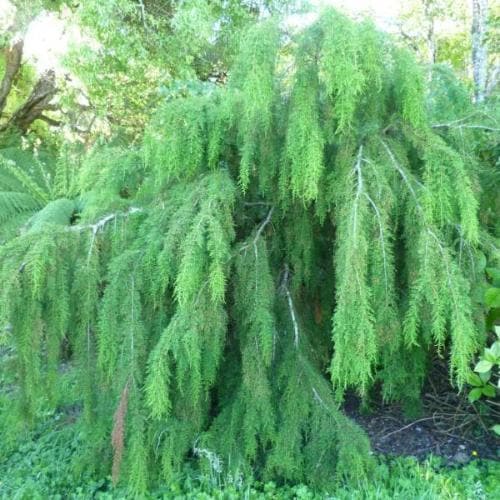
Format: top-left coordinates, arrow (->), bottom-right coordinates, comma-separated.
0,410 -> 499,500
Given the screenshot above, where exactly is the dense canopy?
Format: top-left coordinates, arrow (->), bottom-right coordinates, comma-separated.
0,6 -> 498,494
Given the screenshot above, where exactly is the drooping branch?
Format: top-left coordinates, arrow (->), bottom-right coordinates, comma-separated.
0,39 -> 24,115
380,139 -> 423,209
16,207 -> 144,274
363,192 -> 388,296
1,69 -> 57,132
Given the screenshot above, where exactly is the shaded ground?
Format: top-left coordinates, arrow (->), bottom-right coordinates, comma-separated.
345,392 -> 499,465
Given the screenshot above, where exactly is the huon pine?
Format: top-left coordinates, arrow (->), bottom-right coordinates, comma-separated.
0,9 -> 488,493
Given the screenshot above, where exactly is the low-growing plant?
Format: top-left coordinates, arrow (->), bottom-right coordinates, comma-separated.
468,325 -> 500,436
468,262 -> 500,436
2,422 -> 500,500
485,267 -> 500,331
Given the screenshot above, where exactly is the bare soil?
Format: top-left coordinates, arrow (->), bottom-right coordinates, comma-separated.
345,393 -> 499,465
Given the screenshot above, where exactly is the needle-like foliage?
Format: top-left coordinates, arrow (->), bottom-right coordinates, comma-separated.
0,8 -> 495,494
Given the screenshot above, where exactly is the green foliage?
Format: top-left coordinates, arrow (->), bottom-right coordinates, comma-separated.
1,411 -> 499,500
231,19 -> 280,191
467,325 -> 500,435
0,137 -> 80,242
485,267 -> 500,330
393,48 -> 427,129
283,58 -> 324,202
319,10 -> 369,134
145,96 -> 208,184
0,6 -> 495,493
68,0 -> 296,140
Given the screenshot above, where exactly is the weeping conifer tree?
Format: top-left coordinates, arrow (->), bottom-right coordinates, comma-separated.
0,8 -> 494,493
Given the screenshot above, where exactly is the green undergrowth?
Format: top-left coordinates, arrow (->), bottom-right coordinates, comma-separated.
0,409 -> 498,499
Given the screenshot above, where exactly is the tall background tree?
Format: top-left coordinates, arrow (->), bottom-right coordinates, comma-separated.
395,0 -> 498,98
472,0 -> 489,103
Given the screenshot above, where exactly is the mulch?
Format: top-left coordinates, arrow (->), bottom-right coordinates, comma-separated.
344,392 -> 499,465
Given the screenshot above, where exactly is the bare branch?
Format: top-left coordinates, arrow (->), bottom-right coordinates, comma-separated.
432,123 -> 500,132
352,145 -> 364,238
38,114 -> 62,127
253,206 -> 274,245
280,264 -> 300,348
239,206 -> 274,254
79,207 -> 143,236
67,206 -> 143,262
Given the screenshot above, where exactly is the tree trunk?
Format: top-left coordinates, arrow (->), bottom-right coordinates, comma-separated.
471,0 -> 488,103
423,0 -> 437,65
0,39 -> 24,115
1,69 -> 57,132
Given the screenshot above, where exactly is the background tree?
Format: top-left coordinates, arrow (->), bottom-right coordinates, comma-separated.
472,0 -> 489,103
65,0 -> 298,141
0,1 -> 67,134
395,0 -> 499,98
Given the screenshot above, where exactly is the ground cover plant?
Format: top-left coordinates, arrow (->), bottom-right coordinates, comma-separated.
0,1 -> 499,497
0,410 -> 499,499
